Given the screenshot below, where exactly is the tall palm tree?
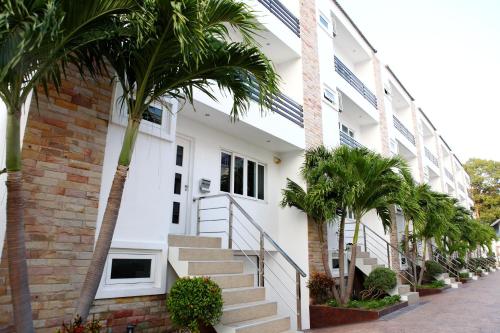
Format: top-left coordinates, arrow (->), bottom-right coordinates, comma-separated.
282,146 -> 407,305
76,0 -> 279,319
0,1 -> 137,331
339,148 -> 406,303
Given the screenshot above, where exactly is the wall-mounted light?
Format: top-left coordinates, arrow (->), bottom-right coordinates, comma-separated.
199,178 -> 211,193
273,156 -> 281,164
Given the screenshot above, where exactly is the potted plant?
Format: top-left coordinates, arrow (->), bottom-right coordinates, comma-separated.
57,315 -> 101,333
166,277 -> 223,333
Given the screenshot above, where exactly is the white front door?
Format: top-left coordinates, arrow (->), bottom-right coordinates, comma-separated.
170,136 -> 192,234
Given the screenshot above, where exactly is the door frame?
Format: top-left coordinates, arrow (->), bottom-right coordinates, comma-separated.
174,133 -> 195,235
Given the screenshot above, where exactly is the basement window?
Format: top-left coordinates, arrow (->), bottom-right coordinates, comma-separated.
105,253 -> 156,285
142,105 -> 163,125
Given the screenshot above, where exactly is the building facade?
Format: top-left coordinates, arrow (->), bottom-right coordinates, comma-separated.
0,0 -> 474,332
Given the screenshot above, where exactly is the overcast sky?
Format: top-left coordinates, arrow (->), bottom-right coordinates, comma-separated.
339,0 -> 500,162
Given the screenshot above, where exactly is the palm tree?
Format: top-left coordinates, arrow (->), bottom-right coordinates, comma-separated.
282,146 -> 406,305
0,1 -> 137,331
76,0 -> 279,319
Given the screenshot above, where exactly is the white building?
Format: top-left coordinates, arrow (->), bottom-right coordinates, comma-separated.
0,0 -> 476,332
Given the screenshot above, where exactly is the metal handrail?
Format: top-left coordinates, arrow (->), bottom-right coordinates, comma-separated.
344,221 -> 418,288
339,131 -> 364,149
195,193 -> 306,330
429,244 -> 460,279
257,0 -> 300,37
424,147 -> 439,167
393,115 -> 416,145
334,56 -> 378,108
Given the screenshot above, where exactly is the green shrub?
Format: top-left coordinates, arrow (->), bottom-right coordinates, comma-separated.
425,260 -> 444,277
307,272 -> 335,304
455,257 -> 465,269
418,280 -> 445,289
362,267 -> 397,298
166,277 -> 223,333
328,295 -> 400,310
459,272 -> 470,279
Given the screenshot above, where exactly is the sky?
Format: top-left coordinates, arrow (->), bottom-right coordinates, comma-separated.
339,0 -> 500,162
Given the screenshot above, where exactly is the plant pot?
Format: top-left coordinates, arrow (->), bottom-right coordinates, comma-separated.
309,302 -> 408,328
416,285 -> 450,296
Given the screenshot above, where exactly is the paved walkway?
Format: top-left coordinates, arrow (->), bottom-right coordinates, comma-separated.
309,271 -> 500,333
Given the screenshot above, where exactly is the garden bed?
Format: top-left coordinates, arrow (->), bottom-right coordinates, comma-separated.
416,285 -> 450,296
310,300 -> 408,328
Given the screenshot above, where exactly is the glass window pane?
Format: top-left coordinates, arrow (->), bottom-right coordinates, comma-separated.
176,146 -> 184,166
349,130 -> 354,138
142,105 -> 162,125
247,161 -> 256,197
174,173 -> 182,195
111,258 -> 152,279
172,202 -> 180,224
234,156 -> 244,195
258,164 -> 265,200
220,152 -> 231,192
342,124 -> 348,133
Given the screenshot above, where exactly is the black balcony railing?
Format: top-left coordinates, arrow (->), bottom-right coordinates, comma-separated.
258,0 -> 300,37
340,131 -> 364,149
393,115 -> 416,145
445,168 -> 454,181
334,56 -> 377,109
248,78 -> 304,127
424,147 -> 439,167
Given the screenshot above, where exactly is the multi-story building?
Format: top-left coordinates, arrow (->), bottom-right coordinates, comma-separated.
0,0 -> 474,332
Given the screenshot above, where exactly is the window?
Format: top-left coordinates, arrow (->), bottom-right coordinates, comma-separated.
172,202 -> 180,224
142,105 -> 162,125
111,258 -> 152,279
176,145 -> 184,166
339,123 -> 354,138
220,151 -> 265,200
234,156 -> 244,195
220,152 -> 231,192
323,87 -> 336,105
319,13 -> 329,30
174,173 -> 182,195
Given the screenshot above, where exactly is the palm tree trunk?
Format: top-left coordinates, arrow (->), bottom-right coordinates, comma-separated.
5,110 -> 35,332
418,237 -> 427,285
317,223 -> 332,279
76,119 -> 139,319
344,216 -> 360,304
337,211 -> 346,300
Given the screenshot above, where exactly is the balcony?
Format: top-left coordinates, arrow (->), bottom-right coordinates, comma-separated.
458,183 -> 466,193
340,131 -> 364,149
248,77 -> 304,127
445,168 -> 454,181
393,115 -> 416,146
257,0 -> 300,37
424,147 -> 439,167
334,56 -> 377,109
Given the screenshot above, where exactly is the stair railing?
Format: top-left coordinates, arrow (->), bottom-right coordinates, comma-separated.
194,193 -> 306,331
429,244 -> 460,279
344,221 -> 418,289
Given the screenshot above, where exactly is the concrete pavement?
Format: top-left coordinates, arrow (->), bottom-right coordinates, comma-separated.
308,271 -> 500,333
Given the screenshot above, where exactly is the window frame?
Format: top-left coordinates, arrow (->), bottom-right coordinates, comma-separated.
111,84 -> 177,142
339,122 -> 355,138
105,253 -> 156,285
220,150 -> 266,201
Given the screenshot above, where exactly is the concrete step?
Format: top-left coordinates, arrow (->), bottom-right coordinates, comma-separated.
209,273 -> 255,289
217,315 -> 290,333
451,281 -> 462,288
357,251 -> 370,259
472,275 -> 479,281
221,301 -> 277,325
188,260 -> 243,275
437,273 -> 449,280
168,234 -> 221,248
400,291 -> 419,305
223,287 -> 266,306
398,285 -> 411,294
363,257 -> 378,265
177,247 -> 234,261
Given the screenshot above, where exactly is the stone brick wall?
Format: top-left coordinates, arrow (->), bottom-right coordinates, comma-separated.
411,103 -> 425,183
300,0 -> 323,149
300,0 -> 327,275
372,56 -> 391,156
0,68 -> 171,332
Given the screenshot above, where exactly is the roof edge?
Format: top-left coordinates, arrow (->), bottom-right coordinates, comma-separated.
386,65 -> 415,101
333,0 -> 377,54
418,108 -> 437,131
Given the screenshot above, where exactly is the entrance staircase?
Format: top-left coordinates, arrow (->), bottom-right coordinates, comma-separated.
168,235 -> 293,333
168,194 -> 306,332
345,222 -> 420,305
349,245 -> 419,305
